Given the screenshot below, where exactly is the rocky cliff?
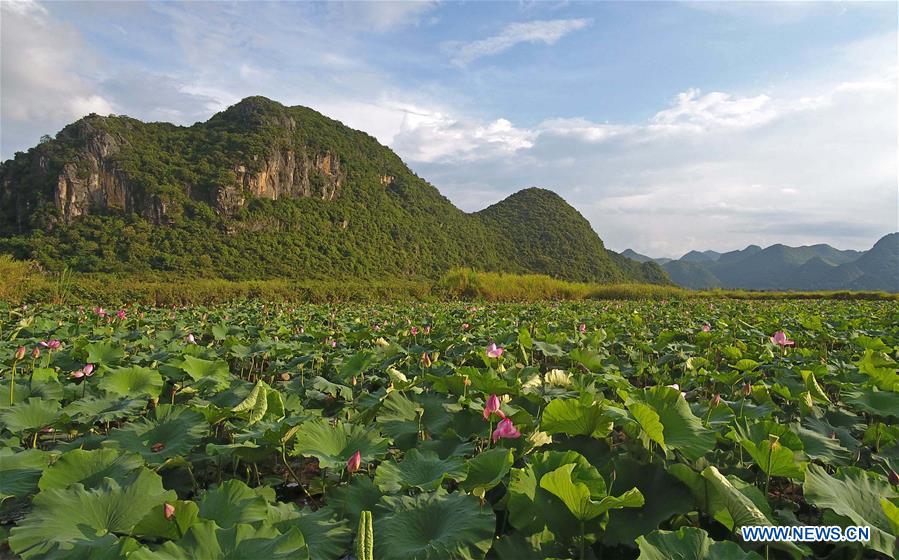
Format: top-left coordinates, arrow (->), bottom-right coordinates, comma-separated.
0,98 -> 348,231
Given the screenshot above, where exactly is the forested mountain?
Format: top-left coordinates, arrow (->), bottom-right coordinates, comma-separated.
623,235 -> 898,291
0,96 -> 668,284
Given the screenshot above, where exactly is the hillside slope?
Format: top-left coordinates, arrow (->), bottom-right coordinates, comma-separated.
0,97 -> 668,284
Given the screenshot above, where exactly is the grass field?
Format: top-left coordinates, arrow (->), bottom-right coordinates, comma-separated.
1,298 -> 897,558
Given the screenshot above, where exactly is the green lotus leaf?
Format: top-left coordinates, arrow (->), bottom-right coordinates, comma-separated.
630,386 -> 716,460
570,348 -> 604,372
375,391 -> 423,449
855,349 -> 899,391
803,464 -> 898,557
9,468 -> 175,558
0,397 -> 61,434
84,341 -> 125,365
270,503 -> 353,560
375,449 -> 467,492
232,381 -> 272,424
793,423 -> 852,466
540,462 -> 643,522
38,448 -> 143,491
605,458 -> 693,547
0,448 -> 49,502
509,450 -> 610,542
628,401 -> 666,449
292,419 -> 388,469
98,366 -> 164,399
700,467 -> 770,528
129,520 -> 309,560
40,534 -> 142,560
326,475 -> 383,521
461,447 -> 514,495
738,437 -> 806,479
105,405 -> 207,465
63,396 -> 145,424
180,355 -> 231,391
198,479 -> 274,528
842,389 -> 899,419
374,492 -> 494,560
540,398 -> 613,438
132,500 -> 200,541
636,527 -> 763,559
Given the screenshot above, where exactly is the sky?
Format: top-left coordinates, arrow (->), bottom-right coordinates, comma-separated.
1,0 -> 896,257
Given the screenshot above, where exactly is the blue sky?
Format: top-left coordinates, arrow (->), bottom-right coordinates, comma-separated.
2,1 -> 896,256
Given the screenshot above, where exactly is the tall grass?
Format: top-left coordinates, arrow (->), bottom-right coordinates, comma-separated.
0,259 -> 895,304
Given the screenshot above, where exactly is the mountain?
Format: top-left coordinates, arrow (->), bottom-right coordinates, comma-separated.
662,260 -> 723,290
680,250 -> 721,263
637,237 -> 898,292
475,188 -> 666,283
620,249 -> 672,265
842,233 -> 899,291
0,96 -> 668,284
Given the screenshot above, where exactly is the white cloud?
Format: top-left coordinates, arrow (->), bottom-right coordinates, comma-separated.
449,18 -> 592,67
407,62 -> 897,256
0,1 -> 117,153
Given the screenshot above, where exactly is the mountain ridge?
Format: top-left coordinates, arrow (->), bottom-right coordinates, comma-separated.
622,235 -> 897,291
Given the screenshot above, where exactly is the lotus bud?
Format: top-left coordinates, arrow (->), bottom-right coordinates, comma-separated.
421,352 -> 432,368
31,347 -> 40,359
82,364 -> 94,376
463,375 -> 471,386
742,382 -> 752,397
579,323 -> 586,334
710,393 -> 721,407
15,346 -> 26,360
164,503 -> 176,520
280,373 -> 291,381
483,394 -> 505,421
346,450 -> 362,473
411,326 -> 419,336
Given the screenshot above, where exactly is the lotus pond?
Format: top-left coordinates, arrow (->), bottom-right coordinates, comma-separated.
0,299 -> 897,559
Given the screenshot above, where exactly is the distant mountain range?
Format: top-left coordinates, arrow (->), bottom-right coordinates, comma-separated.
622,234 -> 899,292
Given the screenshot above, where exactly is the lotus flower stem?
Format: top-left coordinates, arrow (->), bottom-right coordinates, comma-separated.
356,510 -> 373,560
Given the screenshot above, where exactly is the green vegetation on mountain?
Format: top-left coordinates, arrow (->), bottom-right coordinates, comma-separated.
0,97 -> 667,285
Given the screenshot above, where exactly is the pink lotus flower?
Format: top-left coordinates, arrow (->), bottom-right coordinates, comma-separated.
486,343 -> 504,359
411,326 -> 419,336
346,450 -> 362,473
187,334 -> 196,344
579,323 -> 586,334
702,324 -> 711,333
40,340 -> 61,350
71,370 -> 85,380
116,309 -> 126,320
163,503 -> 176,520
462,323 -> 469,331
94,307 -> 107,318
483,394 -> 505,421
492,418 -> 521,443
82,364 -> 94,376
770,331 -> 795,347
15,346 -> 26,360
331,339 -> 337,348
